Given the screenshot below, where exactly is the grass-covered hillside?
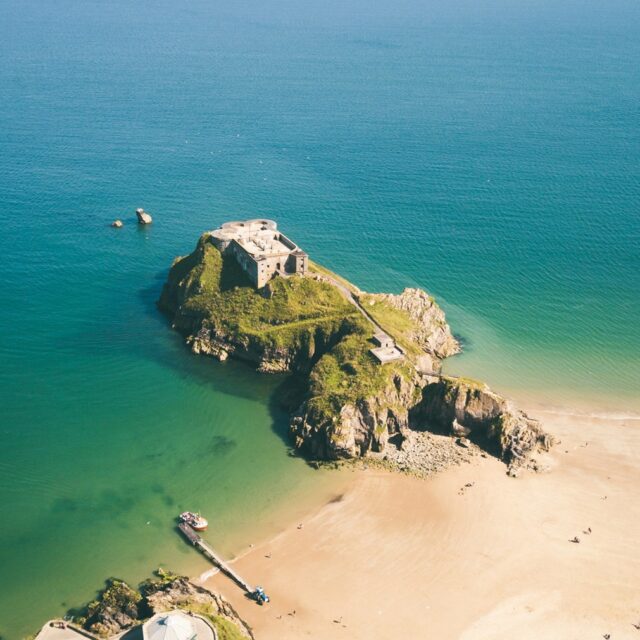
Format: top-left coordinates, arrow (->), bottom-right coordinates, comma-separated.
304,331 -> 413,425
159,235 -> 364,362
160,232 -> 551,468
160,233 -> 463,459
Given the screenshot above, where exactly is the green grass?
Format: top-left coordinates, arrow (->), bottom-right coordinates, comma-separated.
305,328 -> 409,423
179,603 -> 249,640
210,615 -> 249,640
358,294 -> 423,357
308,260 -> 360,293
442,375 -> 487,389
164,238 -> 424,445
173,241 -> 361,353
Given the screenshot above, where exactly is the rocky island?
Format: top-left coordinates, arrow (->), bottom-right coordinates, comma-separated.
159,219 -> 553,475
33,570 -> 252,640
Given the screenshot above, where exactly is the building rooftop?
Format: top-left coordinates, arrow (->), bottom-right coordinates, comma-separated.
210,219 -> 303,259
370,345 -> 405,364
236,233 -> 292,257
372,331 -> 393,344
143,611 -> 214,640
208,218 -> 308,288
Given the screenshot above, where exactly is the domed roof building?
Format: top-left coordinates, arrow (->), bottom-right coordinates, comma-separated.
142,611 -> 215,640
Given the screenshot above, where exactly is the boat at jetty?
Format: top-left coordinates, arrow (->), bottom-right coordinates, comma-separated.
179,511 -> 208,531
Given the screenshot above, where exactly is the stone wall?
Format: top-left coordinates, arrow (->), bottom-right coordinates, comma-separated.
208,221 -> 308,288
230,239 -> 307,288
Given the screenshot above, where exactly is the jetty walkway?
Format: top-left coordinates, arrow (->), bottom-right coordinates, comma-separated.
178,522 -> 254,593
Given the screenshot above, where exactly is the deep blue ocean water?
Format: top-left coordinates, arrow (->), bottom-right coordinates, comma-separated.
1,1 -> 639,636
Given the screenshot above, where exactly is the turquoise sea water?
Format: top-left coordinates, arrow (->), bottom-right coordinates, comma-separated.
1,1 -> 639,636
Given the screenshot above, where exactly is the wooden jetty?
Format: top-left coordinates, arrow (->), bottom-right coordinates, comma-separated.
178,522 -> 254,593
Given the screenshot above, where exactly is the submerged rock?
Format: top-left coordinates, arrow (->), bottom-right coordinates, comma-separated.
111,219 -> 123,228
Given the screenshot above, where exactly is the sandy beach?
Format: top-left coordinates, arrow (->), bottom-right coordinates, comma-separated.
202,407 -> 640,639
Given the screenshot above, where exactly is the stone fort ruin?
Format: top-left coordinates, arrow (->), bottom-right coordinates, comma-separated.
208,218 -> 403,365
209,219 -> 308,288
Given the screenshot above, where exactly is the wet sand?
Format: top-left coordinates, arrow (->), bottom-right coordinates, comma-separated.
202,408 -> 640,639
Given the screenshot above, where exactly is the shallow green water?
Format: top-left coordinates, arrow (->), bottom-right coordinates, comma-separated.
1,0 -> 639,637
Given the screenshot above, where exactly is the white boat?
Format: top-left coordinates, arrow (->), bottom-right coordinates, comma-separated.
179,511 -> 208,531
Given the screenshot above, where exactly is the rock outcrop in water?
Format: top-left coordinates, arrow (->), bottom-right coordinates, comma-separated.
141,574 -> 253,638
71,571 -> 251,639
81,579 -> 141,637
160,231 -> 553,474
136,208 -> 153,224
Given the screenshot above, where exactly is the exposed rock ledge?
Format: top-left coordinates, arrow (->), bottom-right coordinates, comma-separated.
290,374 -> 553,476
414,377 -> 554,475
71,571 -> 252,638
362,288 -> 460,360
159,233 -> 554,475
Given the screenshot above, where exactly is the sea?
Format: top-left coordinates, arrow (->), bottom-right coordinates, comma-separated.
1,0 -> 639,637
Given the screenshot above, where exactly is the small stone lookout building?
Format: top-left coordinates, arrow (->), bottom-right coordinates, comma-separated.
370,331 -> 405,364
210,219 -> 308,288
143,611 -> 214,640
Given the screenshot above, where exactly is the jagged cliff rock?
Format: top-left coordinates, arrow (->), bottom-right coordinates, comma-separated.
160,232 -> 553,475
292,373 -> 553,472
73,572 -> 252,639
184,320 -> 353,373
142,575 -> 253,638
81,579 -> 142,637
412,377 -> 555,471
363,288 -> 460,359
291,371 -> 419,459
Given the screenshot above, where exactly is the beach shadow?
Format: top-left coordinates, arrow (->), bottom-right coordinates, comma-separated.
120,626 -> 143,640
137,276 -> 171,322
266,376 -> 301,452
408,401 -> 503,461
132,293 -> 279,406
